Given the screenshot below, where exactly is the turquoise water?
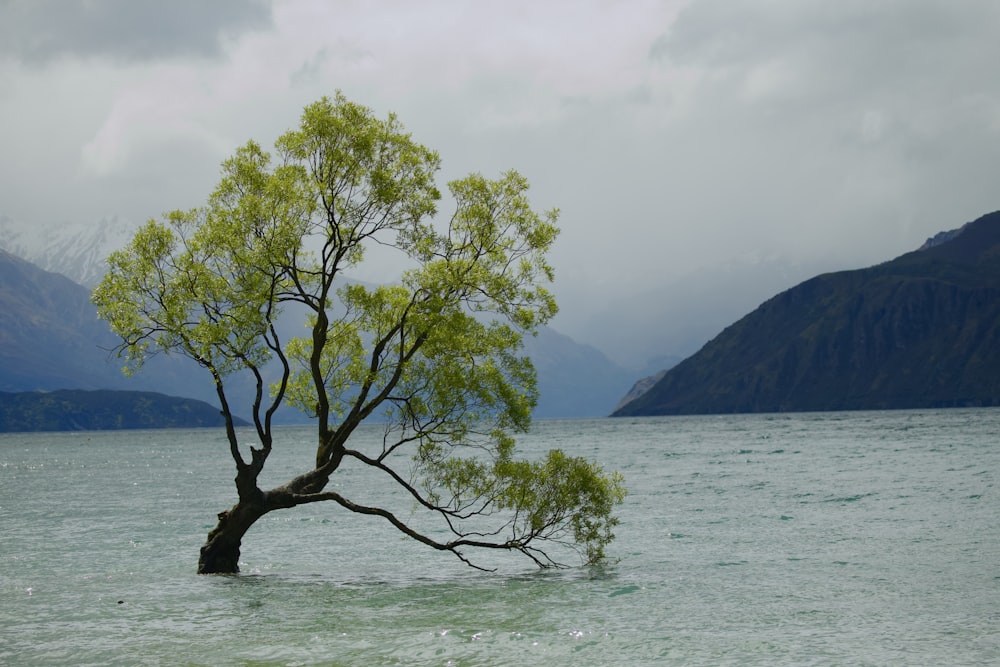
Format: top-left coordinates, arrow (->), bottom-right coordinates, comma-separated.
1,409 -> 998,665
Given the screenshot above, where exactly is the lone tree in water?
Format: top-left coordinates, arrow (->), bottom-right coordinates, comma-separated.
93,94 -> 625,574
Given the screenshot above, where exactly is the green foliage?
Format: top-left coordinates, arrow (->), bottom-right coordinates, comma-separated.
92,92 -> 625,570
423,445 -> 626,565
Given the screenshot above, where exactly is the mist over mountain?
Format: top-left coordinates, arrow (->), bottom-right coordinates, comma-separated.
523,326 -> 636,418
0,214 -> 137,287
1,211 -> 847,375
614,211 -> 1000,416
562,253 -> 845,371
1,209 -> 850,384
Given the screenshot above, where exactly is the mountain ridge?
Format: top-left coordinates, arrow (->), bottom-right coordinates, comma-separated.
614,211 -> 1000,416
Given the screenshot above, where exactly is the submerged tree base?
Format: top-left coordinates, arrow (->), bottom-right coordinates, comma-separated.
198,503 -> 264,574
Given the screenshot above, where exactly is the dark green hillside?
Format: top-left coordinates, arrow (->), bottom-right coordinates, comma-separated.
0,389 -> 246,432
614,211 -> 1000,416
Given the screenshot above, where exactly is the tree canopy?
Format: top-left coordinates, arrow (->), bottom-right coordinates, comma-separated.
93,93 -> 625,574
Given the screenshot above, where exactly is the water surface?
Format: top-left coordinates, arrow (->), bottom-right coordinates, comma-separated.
1,409 -> 998,665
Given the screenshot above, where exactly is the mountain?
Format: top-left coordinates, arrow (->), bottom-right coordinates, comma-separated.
0,389 -> 246,432
0,247 -> 629,420
0,248 -> 234,406
0,248 -> 125,391
613,211 -> 1000,416
0,214 -> 137,287
522,326 -> 637,418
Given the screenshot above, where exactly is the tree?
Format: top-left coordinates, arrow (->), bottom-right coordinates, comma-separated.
92,93 -> 625,575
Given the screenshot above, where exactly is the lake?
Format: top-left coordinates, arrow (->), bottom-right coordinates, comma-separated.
1,409 -> 998,665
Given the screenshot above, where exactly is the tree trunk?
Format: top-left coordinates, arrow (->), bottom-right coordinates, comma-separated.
197,466 -> 332,573
198,500 -> 267,574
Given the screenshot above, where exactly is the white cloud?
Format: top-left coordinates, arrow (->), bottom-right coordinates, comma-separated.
81,66 -> 222,176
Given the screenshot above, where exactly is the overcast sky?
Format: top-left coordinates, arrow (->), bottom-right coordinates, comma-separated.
2,0 -> 999,368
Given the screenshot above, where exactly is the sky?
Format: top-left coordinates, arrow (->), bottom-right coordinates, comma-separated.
2,0 -> 999,369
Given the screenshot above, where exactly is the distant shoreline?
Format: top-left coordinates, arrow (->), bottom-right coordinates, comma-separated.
0,389 -> 246,433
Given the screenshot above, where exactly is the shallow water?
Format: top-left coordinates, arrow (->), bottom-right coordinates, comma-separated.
1,409 -> 998,665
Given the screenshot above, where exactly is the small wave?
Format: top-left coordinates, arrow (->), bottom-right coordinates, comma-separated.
823,493 -> 876,503
608,584 -> 641,598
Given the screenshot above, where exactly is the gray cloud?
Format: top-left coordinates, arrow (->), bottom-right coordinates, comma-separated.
643,0 -> 1000,232
1,1 -> 998,369
0,0 -> 272,64
655,0 -> 1000,109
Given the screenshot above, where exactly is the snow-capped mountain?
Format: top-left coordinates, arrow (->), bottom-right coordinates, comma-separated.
0,214 -> 138,287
